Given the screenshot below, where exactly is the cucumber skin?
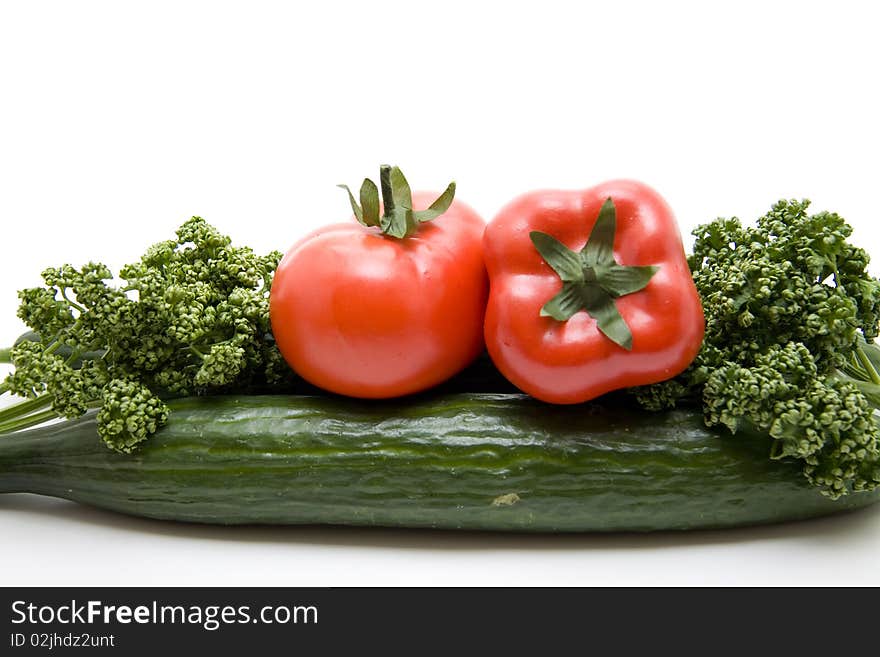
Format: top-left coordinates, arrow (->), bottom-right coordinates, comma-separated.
0,394 -> 877,532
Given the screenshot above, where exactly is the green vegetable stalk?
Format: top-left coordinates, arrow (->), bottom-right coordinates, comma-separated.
0,217 -> 289,451
634,199 -> 880,499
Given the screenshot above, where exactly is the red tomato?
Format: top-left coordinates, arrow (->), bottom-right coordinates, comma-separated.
270,175 -> 488,399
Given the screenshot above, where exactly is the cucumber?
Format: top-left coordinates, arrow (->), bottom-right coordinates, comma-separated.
1,393 -> 878,531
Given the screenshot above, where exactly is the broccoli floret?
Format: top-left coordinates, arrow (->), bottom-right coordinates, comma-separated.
634,199 -> 880,498
0,217 -> 291,452
97,379 -> 169,453
632,378 -> 694,411
690,200 -> 879,372
702,342 -> 880,495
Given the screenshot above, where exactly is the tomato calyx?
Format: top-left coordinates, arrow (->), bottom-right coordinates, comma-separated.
529,197 -> 659,350
338,165 -> 457,239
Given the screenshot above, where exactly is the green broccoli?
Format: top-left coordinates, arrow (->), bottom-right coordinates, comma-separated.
0,217 -> 289,452
634,199 -> 880,498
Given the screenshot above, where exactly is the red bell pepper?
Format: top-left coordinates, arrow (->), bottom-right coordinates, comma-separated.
483,180 -> 704,404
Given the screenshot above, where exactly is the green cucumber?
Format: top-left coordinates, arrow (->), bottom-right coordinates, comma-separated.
2,393 -> 878,531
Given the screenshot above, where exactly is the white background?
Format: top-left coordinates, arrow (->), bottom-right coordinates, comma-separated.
1,0 -> 879,586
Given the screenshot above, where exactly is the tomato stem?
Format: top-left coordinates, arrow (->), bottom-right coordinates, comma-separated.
338,166 -> 457,239
379,164 -> 396,221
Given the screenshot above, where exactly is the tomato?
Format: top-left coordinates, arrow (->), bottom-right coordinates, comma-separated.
483,180 -> 705,404
270,166 -> 487,398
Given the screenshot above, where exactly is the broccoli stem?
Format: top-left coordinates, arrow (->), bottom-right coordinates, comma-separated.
0,408 -> 59,434
0,394 -> 53,425
58,288 -> 86,314
0,347 -> 10,364
856,346 -> 880,385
